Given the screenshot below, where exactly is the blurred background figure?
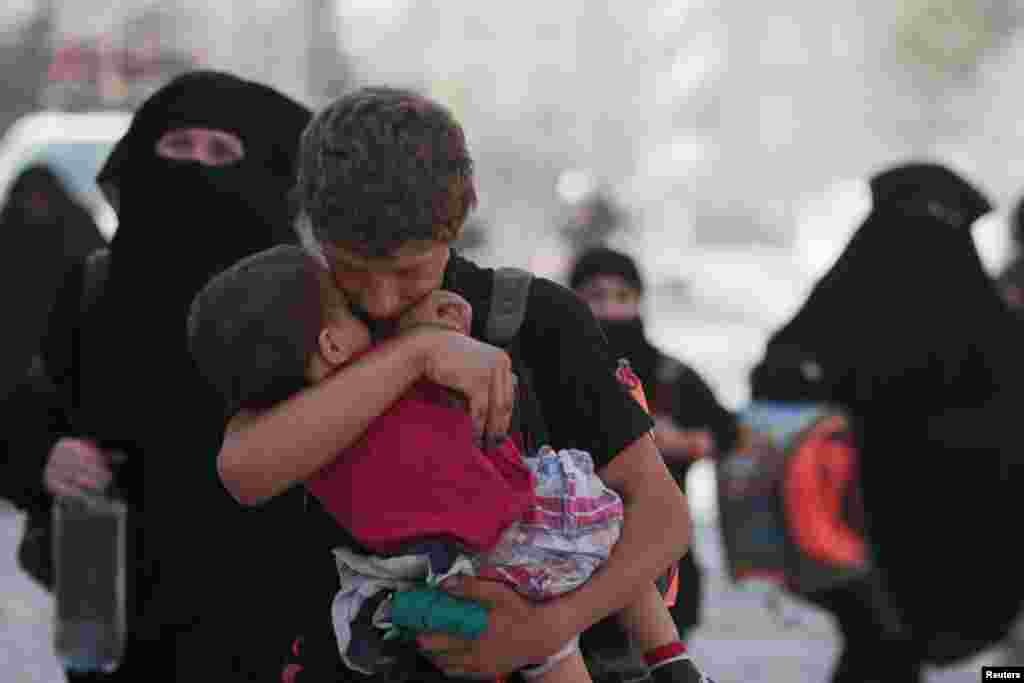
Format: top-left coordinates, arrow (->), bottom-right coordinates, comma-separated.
0,164 -> 104,515
0,164 -> 103,404
748,345 -> 905,683
569,246 -> 738,644
751,161 -> 1023,682
560,185 -> 631,255
2,164 -> 104,261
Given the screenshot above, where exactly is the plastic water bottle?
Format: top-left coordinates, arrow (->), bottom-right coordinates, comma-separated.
52,458 -> 127,674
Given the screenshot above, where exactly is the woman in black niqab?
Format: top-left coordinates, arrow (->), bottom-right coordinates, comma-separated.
39,71 -> 312,682
0,165 -> 105,512
83,71 -> 310,434
753,162 -> 1023,681
0,165 -> 103,402
568,246 -> 739,645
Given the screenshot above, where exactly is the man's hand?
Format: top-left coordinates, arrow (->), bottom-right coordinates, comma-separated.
44,437 -> 112,498
418,330 -> 515,443
653,419 -> 715,463
416,576 -> 570,678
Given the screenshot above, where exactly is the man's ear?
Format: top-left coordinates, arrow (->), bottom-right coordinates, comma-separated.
318,328 -> 350,366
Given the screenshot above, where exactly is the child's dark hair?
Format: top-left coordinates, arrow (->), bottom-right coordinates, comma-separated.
187,244 -> 325,415
295,86 -> 477,258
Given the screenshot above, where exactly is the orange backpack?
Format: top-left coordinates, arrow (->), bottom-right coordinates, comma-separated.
716,402 -> 870,597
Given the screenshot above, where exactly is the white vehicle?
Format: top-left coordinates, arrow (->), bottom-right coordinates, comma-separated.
0,109 -> 132,240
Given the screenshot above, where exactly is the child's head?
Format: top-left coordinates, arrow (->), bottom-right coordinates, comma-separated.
187,244 -> 371,414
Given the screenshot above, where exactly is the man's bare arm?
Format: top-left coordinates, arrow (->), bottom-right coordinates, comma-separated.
547,432 -> 691,635
419,433 -> 691,677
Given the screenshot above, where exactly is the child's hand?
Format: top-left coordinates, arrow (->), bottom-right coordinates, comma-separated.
653,420 -> 715,462
419,331 -> 514,441
400,290 -> 473,336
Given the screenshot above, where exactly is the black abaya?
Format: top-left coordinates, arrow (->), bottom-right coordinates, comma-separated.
38,71 -> 313,682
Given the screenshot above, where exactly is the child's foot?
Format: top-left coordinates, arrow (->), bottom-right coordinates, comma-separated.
648,656 -> 715,683
645,642 -> 715,683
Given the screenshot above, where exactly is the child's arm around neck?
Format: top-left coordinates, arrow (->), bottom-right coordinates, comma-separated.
219,327 -> 443,505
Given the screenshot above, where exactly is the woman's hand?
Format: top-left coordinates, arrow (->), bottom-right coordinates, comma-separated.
44,437 -> 112,498
417,329 -> 515,442
653,419 -> 715,462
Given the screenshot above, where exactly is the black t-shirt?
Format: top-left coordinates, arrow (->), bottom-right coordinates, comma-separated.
449,253 -> 654,466
299,252 -> 654,680
654,355 -> 738,456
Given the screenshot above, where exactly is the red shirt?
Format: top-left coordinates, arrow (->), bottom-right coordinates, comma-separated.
306,381 -> 535,555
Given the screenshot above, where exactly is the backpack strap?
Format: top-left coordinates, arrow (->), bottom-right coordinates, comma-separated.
80,247 -> 111,316
486,267 -> 533,346
485,267 -> 549,452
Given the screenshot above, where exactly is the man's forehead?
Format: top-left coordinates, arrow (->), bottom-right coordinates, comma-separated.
322,240 -> 441,271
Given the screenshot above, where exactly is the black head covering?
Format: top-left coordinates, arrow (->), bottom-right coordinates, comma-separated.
761,162 -> 996,405
749,344 -> 832,403
4,164 -> 105,259
569,246 -> 645,294
0,165 -> 103,401
98,70 -> 311,287
568,247 -> 656,384
79,71 -> 312,442
753,161 -> 1023,661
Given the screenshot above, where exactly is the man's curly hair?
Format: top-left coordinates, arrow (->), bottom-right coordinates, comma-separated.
295,87 -> 477,258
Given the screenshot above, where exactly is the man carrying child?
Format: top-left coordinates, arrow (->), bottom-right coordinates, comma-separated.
203,87 -> 705,682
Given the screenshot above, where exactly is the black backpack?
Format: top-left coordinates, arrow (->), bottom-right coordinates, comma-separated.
483,267 -> 549,452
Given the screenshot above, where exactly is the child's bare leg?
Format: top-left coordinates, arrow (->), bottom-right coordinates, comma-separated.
617,582 -> 681,650
617,583 -> 712,681
526,648 -> 592,683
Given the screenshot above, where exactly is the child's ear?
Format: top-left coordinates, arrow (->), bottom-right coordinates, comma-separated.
318,328 -> 350,366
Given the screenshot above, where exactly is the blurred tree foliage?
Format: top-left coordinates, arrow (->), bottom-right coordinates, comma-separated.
559,192 -> 631,255
0,8 -> 53,137
893,0 -> 1019,82
307,0 -> 352,105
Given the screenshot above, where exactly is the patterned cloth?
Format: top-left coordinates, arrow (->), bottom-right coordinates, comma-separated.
307,381 -> 536,556
329,446 -> 624,676
475,446 -> 623,600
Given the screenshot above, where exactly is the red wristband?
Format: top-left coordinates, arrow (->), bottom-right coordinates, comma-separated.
644,640 -> 688,667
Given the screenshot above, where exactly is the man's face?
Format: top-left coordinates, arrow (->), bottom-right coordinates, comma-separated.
576,274 -> 642,321
320,240 -> 451,322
